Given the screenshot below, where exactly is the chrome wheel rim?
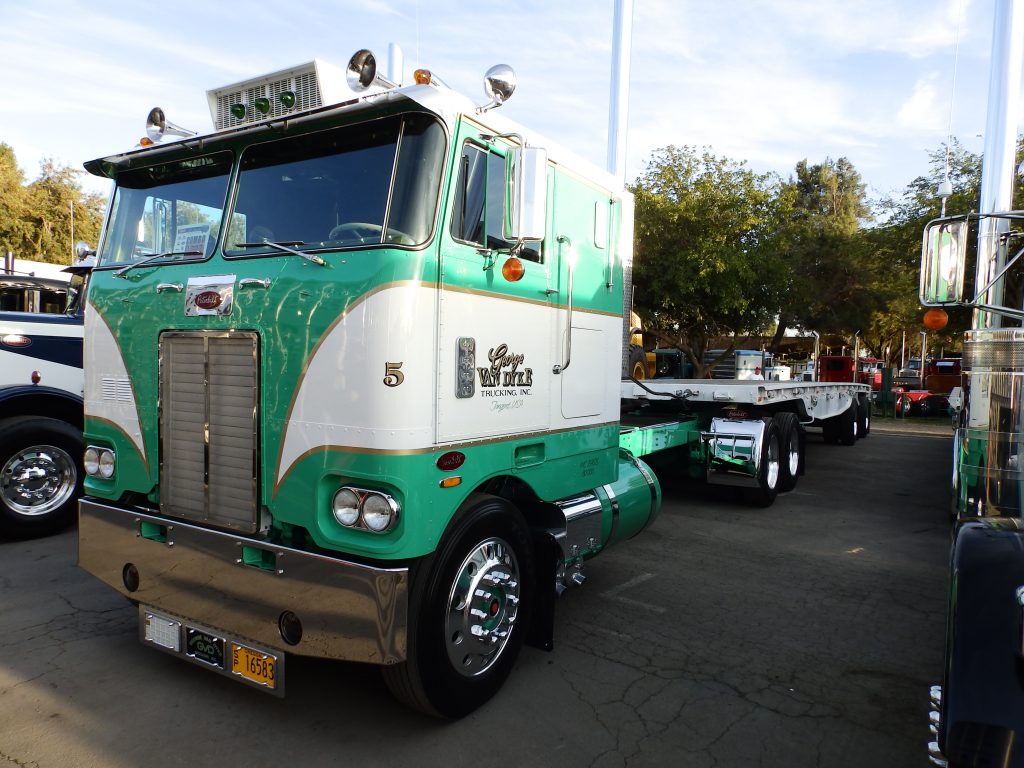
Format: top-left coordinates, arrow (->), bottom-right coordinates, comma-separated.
445,537 -> 520,677
765,434 -> 780,489
786,432 -> 800,477
1,444 -> 77,516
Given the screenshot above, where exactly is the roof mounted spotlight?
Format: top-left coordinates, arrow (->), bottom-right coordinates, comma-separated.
478,64 -> 516,113
346,49 -> 397,92
144,107 -> 197,145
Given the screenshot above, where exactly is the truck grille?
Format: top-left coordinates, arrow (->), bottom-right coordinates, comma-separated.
160,332 -> 259,533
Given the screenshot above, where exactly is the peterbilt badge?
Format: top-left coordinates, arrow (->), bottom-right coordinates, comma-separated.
185,275 -> 235,316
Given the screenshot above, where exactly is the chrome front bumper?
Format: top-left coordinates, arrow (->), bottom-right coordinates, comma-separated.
78,498 -> 408,665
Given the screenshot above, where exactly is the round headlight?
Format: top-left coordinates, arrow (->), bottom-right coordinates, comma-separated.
332,488 -> 360,527
84,447 -> 99,476
362,493 -> 395,532
98,449 -> 116,479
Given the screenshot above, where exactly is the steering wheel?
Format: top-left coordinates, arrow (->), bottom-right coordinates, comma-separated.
328,222 -> 382,244
328,222 -> 415,246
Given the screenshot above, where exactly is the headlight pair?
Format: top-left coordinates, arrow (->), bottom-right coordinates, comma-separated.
332,487 -> 399,533
84,446 -> 116,479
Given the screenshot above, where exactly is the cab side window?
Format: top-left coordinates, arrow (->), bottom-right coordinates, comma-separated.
451,142 -> 542,262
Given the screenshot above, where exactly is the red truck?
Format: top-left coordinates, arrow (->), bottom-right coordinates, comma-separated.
893,358 -> 960,416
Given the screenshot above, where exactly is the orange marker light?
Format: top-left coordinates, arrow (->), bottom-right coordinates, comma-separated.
923,308 -> 948,330
440,476 -> 462,489
501,256 -> 525,282
414,69 -> 433,85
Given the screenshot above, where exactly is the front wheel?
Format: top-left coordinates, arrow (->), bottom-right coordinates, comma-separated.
0,416 -> 82,538
383,494 -> 535,718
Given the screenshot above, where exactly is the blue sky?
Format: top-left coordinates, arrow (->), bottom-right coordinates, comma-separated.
0,0 -> 1012,202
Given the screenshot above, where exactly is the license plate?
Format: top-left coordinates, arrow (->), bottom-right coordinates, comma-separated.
231,642 -> 278,689
186,628 -> 225,668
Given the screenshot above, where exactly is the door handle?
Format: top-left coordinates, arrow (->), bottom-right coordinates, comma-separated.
553,235 -> 574,375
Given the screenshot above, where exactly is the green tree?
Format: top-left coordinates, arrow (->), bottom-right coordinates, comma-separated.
769,157 -> 875,352
866,139 -> 987,361
631,146 -> 786,377
24,159 -> 106,265
0,143 -> 31,255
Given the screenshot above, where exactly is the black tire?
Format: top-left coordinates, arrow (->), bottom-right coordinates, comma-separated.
821,416 -> 840,445
382,494 -> 535,718
0,416 -> 82,538
772,412 -> 803,492
856,396 -> 870,438
628,345 -> 647,380
838,403 -> 858,446
744,418 -> 781,507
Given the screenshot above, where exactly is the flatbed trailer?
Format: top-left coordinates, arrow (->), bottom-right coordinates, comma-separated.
618,378 -> 872,507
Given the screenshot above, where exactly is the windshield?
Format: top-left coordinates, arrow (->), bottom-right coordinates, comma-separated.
97,152 -> 233,268
224,113 -> 445,255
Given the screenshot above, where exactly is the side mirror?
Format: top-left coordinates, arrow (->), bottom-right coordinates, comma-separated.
921,218 -> 968,305
506,146 -> 547,242
75,241 -> 96,261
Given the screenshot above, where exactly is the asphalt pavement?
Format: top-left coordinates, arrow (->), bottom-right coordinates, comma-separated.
0,422 -> 951,767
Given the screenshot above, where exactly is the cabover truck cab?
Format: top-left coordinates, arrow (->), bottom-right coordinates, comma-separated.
77,52 -> 665,717
0,257 -> 92,537
76,51 -> 874,717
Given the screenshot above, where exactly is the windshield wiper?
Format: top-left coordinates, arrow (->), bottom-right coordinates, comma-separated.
233,239 -> 326,266
113,250 -> 202,278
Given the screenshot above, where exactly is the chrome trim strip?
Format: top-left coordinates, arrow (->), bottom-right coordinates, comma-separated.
79,499 -> 408,664
602,483 -> 620,544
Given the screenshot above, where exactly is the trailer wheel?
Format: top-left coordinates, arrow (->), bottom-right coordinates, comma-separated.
744,419 -> 781,507
382,494 -> 534,718
837,403 -> 858,446
0,416 -> 82,539
772,412 -> 803,492
821,416 -> 840,444
857,397 -> 870,438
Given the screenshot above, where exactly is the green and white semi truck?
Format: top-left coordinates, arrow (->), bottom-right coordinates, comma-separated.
77,51 -> 868,718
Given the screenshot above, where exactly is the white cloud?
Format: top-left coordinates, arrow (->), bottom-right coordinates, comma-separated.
0,0 -> 1008,201
896,74 -> 945,131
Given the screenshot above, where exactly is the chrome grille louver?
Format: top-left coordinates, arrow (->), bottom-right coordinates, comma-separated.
160,332 -> 259,533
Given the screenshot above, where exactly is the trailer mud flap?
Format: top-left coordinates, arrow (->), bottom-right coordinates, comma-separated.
702,417 -> 765,488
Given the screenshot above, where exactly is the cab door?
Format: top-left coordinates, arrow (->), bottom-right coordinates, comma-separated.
436,127 -> 556,443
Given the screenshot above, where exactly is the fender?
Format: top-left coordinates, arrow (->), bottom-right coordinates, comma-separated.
0,384 -> 84,428
942,519 -> 1024,767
